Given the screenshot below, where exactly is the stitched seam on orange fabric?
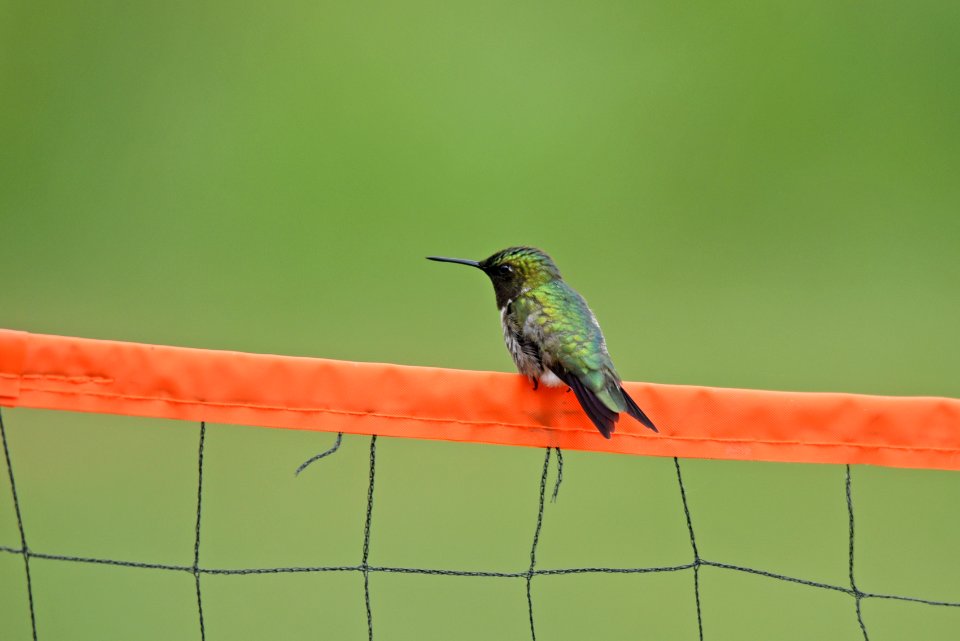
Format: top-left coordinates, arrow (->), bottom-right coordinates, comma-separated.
15,386 -> 593,434
18,374 -> 114,384
15,386 -> 960,455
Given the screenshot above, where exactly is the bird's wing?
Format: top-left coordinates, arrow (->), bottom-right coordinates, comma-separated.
530,282 -> 656,437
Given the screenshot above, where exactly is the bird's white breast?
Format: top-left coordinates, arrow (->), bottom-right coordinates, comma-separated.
540,370 -> 563,387
501,302 -> 539,378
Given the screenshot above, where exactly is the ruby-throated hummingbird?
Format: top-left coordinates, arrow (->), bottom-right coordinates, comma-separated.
427,246 -> 657,438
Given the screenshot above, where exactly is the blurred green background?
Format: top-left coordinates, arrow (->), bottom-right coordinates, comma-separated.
1,0 -> 959,639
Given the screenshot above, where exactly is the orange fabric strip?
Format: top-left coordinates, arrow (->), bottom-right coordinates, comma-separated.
1,328 -> 958,470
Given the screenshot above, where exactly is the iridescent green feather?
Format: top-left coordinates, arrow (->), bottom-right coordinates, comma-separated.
515,280 -> 627,413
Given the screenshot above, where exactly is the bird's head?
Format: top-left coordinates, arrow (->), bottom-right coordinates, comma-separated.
427,246 -> 562,308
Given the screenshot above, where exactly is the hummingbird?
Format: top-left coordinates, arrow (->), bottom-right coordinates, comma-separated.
427,246 -> 657,438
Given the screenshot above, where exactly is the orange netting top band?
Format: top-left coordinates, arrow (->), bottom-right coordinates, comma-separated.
1,328 -> 958,470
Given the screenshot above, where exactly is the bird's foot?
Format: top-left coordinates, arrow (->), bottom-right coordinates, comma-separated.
531,377 -> 539,391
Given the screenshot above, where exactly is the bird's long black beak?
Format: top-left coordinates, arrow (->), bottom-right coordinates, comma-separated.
426,256 -> 481,268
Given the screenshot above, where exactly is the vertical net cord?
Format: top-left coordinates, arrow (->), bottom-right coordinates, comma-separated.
526,448 -> 552,641
295,432 -> 343,476
0,408 -> 38,641
362,435 -> 378,641
847,464 -> 869,640
193,423 -> 207,641
550,448 -> 563,503
674,457 -> 704,641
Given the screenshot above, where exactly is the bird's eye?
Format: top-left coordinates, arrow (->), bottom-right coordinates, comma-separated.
498,264 -> 513,275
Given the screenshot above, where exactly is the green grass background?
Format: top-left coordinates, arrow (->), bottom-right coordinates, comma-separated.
1,1 -> 959,639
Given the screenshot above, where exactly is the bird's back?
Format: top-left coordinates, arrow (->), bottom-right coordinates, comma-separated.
520,280 -> 616,388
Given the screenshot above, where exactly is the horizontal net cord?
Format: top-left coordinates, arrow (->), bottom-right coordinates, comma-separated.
3,548 -> 959,606
1,328 -> 959,469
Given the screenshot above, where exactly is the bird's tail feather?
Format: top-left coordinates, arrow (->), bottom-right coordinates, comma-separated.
555,369 -> 618,439
621,386 -> 658,432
